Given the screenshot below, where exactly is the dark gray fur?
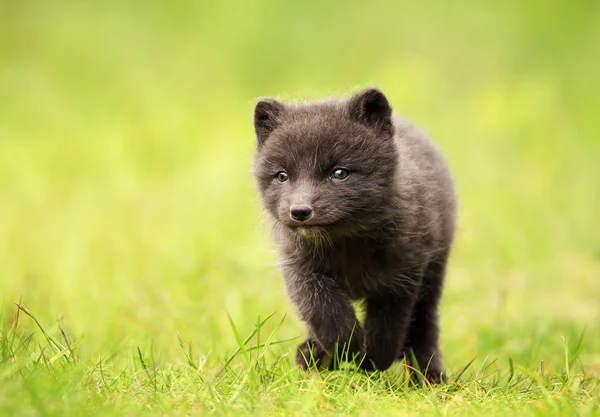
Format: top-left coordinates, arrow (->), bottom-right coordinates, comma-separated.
252,88 -> 457,382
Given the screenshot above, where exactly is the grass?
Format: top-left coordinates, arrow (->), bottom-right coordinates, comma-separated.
1,1 -> 600,415
1,303 -> 598,416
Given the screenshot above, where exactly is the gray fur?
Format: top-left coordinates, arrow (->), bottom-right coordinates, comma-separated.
252,88 -> 457,383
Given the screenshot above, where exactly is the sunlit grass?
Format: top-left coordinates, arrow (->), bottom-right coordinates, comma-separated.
1,304 -> 598,416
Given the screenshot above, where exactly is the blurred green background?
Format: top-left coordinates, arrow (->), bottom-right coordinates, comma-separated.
1,0 -> 599,375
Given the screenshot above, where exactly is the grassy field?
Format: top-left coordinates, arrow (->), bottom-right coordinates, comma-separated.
1,1 -> 599,415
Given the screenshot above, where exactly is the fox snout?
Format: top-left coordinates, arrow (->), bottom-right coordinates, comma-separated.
290,205 -> 313,222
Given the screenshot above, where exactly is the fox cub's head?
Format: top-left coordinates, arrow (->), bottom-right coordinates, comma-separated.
253,88 -> 399,239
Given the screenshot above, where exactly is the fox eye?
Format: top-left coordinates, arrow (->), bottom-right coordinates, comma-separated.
330,168 -> 350,180
275,171 -> 289,182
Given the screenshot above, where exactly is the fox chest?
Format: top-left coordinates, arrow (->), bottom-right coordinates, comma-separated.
324,248 -> 395,299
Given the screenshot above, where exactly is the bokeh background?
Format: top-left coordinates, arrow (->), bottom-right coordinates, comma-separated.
1,0 -> 599,375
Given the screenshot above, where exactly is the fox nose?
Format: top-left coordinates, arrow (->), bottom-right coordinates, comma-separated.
290,205 -> 313,222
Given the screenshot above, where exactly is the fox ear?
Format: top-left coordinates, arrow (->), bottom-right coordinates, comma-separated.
254,98 -> 285,146
348,88 -> 393,135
